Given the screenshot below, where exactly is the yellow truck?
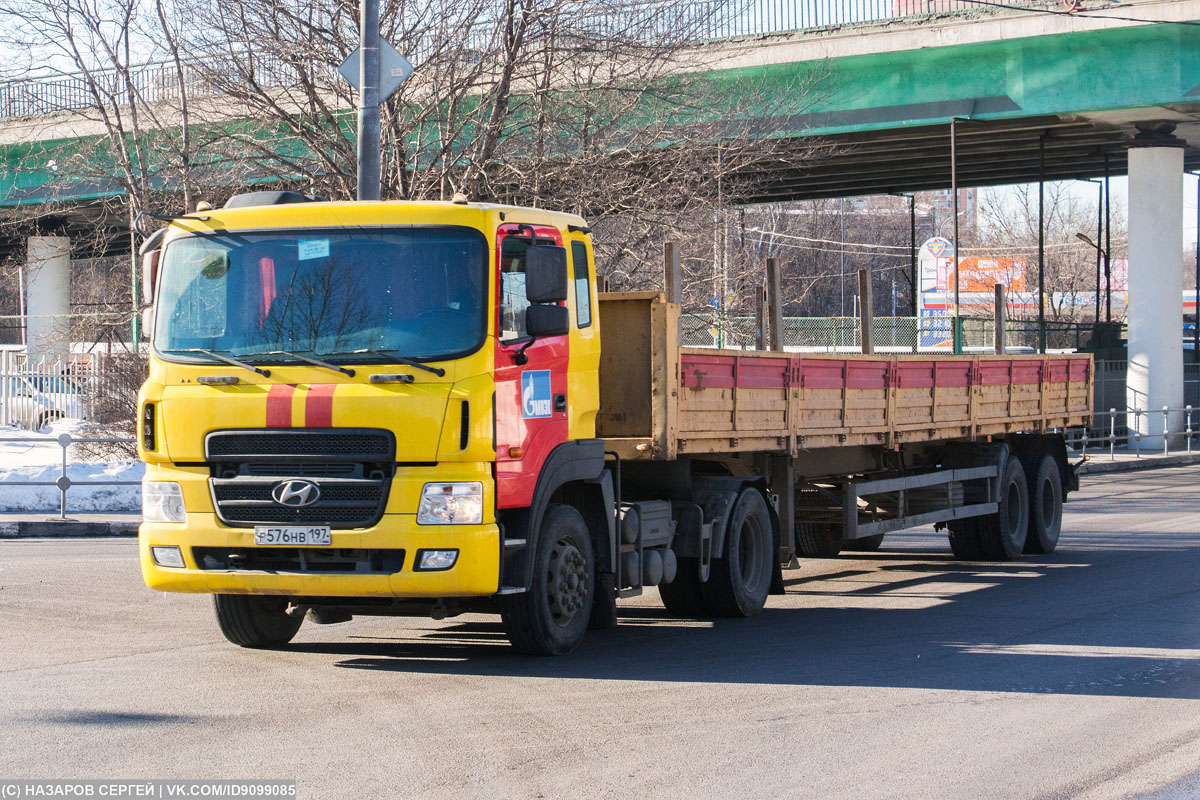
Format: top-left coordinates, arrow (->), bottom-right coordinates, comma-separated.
137,191 -> 1091,655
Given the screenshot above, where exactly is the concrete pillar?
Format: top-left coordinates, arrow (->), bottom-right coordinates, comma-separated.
1126,143 -> 1184,448
26,236 -> 70,365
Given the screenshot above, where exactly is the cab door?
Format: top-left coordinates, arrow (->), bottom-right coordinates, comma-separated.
494,223 -> 571,509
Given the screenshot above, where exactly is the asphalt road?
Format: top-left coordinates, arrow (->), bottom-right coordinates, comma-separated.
1,467 -> 1198,800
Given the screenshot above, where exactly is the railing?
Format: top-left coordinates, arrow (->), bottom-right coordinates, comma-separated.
1064,406 -> 1200,461
0,0 -> 1047,120
0,431 -> 139,518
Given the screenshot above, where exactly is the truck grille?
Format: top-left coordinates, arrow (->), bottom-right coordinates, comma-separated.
205,429 -> 394,462
210,477 -> 388,528
206,429 -> 395,528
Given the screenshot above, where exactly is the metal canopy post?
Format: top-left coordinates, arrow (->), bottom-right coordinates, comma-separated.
951,118 -> 961,354
1105,153 -> 1112,323
1038,135 -> 1046,354
909,193 -> 917,317
1194,173 -> 1200,364
1080,177 -> 1103,324
357,0 -> 381,201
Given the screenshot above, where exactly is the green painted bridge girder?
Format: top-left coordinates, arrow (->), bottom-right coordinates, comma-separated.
707,21 -> 1200,137
3,19 -> 1199,209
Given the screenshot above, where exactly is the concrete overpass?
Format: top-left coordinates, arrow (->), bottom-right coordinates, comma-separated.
3,0 -> 1200,443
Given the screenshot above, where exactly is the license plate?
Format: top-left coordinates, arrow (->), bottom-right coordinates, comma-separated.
254,526 -> 332,546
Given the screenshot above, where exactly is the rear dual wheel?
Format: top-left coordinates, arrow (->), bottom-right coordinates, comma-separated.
660,488 -> 774,619
1024,455 -> 1063,555
948,456 -> 1029,562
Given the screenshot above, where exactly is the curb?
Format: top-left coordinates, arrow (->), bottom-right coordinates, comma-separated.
1077,451 -> 1200,475
0,519 -> 140,538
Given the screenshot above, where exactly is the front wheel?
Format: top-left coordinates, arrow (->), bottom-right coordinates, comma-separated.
502,504 -> 594,655
213,595 -> 303,648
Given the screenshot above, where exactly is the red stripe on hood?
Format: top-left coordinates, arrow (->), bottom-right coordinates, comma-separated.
305,384 -> 336,428
265,384 -> 296,427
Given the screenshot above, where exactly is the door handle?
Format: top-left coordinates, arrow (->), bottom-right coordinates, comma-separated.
553,393 -> 567,413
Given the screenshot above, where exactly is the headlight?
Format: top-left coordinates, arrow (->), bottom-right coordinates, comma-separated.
143,481 -> 186,523
417,482 -> 483,525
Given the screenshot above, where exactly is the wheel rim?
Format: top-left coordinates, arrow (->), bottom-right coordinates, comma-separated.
546,537 -> 588,628
737,515 -> 769,595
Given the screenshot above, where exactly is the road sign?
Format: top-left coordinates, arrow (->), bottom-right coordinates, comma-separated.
338,39 -> 413,101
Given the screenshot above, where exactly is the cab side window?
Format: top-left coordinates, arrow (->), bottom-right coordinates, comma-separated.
571,241 -> 592,328
499,237 -> 531,340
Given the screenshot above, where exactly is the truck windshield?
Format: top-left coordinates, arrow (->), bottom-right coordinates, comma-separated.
153,228 -> 487,363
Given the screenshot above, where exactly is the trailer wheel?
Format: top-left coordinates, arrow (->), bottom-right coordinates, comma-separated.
658,557 -> 709,617
501,504 -> 594,655
1024,455 -> 1062,555
212,595 -> 303,648
796,522 -> 843,558
845,534 -> 885,552
700,489 -> 773,617
947,518 -> 986,560
974,456 -> 1030,561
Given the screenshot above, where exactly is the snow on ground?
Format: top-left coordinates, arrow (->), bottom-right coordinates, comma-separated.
0,419 -> 142,512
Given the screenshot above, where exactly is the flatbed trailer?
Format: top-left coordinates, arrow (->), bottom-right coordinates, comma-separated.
596,290 -> 1091,565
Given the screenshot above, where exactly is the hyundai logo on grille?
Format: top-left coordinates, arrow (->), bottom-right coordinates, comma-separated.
271,479 -> 321,507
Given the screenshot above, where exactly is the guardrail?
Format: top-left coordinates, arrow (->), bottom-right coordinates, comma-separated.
1065,406 -> 1200,461
0,432 -> 139,519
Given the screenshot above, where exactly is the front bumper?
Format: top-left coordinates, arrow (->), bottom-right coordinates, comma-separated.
139,515 -> 501,598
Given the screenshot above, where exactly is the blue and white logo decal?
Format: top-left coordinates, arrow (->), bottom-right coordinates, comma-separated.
521,370 -> 553,419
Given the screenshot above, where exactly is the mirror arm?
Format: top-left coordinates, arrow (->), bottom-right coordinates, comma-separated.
512,334 -> 537,366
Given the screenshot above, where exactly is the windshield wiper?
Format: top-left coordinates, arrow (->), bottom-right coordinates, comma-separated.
249,350 -> 355,377
162,348 -> 270,378
353,349 -> 446,377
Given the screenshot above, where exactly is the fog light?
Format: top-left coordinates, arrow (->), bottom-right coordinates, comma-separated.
416,549 -> 458,571
150,545 -> 185,568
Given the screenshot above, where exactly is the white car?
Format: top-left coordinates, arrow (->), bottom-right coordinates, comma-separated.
2,374 -> 88,430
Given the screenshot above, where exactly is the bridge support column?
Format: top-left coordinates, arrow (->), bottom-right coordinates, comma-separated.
1127,137 -> 1184,449
26,236 -> 70,365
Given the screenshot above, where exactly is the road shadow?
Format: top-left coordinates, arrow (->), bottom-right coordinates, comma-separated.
287,527 -> 1200,700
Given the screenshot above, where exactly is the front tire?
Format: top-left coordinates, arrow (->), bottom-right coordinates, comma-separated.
213,595 -> 303,648
700,489 -> 774,617
502,504 -> 594,655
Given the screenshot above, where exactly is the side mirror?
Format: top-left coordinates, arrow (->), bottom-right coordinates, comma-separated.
526,304 -> 569,338
525,245 -> 568,303
142,250 -> 160,304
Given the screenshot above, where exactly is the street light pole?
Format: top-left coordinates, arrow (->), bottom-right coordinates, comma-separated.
357,0 -> 381,201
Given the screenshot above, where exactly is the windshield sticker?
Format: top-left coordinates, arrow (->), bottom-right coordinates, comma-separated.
297,239 -> 330,260
521,370 -> 552,419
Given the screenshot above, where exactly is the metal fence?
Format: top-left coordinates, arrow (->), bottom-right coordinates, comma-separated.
1064,406 -> 1200,461
0,431 -> 138,518
0,0 -> 1046,120
0,350 -> 125,431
